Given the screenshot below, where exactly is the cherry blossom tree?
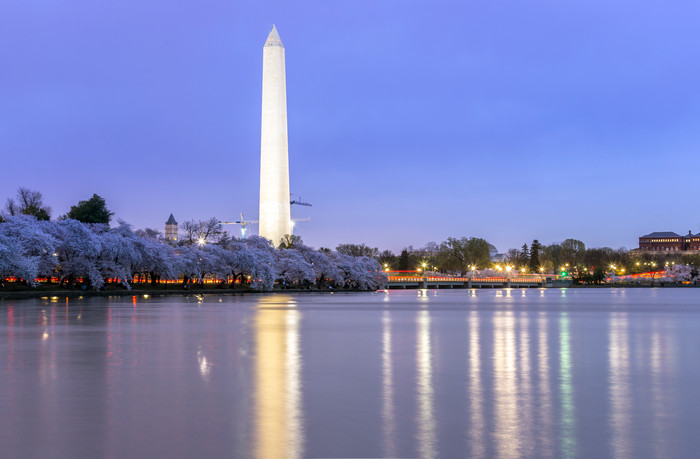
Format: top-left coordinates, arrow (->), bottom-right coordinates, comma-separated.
0,215 -> 58,280
50,219 -> 104,289
275,249 -> 315,287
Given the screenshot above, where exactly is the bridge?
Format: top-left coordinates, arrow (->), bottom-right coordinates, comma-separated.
386,275 -> 548,289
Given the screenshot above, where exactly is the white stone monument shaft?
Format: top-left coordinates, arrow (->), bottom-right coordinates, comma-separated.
259,25 -> 291,246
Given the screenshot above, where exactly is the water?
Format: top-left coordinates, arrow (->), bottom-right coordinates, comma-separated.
1,289 -> 699,458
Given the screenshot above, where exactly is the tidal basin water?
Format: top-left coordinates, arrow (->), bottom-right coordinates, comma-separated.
1,289 -> 699,458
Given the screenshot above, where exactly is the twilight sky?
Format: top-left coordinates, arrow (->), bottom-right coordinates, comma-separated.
2,0 -> 700,253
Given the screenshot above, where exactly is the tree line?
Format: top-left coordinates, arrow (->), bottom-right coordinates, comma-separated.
5,187 -> 699,288
0,188 -> 386,291
341,236 -> 700,284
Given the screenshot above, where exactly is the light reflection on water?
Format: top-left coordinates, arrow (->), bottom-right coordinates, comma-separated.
518,310 -> 534,458
537,311 -> 554,457
0,289 -> 698,458
416,308 -> 436,459
381,310 -> 397,458
559,311 -> 576,459
467,309 -> 484,459
254,295 -> 304,459
493,308 -> 519,458
609,311 -> 631,459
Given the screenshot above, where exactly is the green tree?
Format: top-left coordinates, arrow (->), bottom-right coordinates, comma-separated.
529,240 -> 541,272
541,243 -> 562,274
560,238 -> 586,272
279,234 -> 303,249
438,237 -> 491,275
336,243 -> 378,257
398,249 -> 410,271
66,194 -> 113,224
583,247 -> 614,271
3,187 -> 51,221
592,267 -> 606,284
519,243 -> 530,267
377,249 -> 397,270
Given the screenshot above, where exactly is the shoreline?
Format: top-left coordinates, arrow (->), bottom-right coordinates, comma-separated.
0,286 -> 376,301
2,283 -> 698,301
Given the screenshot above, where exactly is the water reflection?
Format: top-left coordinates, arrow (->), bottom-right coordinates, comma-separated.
254,296 -> 304,459
537,311 -> 554,457
416,309 -> 436,458
609,312 -> 630,459
650,321 -> 670,458
559,311 -> 576,458
0,291 -> 699,458
382,311 -> 397,458
467,310 -> 484,458
197,346 -> 211,380
518,311 -> 534,457
493,310 -> 519,458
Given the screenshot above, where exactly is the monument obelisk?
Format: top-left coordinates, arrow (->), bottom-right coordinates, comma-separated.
259,25 -> 291,246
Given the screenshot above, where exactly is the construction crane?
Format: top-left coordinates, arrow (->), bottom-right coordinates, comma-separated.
218,196 -> 311,239
218,213 -> 259,239
290,194 -> 312,232
290,194 -> 312,207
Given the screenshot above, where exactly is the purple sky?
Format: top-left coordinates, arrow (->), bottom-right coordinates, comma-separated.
2,1 -> 700,253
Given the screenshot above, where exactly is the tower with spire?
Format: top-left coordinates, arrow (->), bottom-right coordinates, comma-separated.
165,213 -> 178,242
259,25 -> 292,247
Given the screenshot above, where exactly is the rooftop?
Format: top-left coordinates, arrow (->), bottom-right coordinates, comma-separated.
641,231 -> 681,238
166,213 -> 177,225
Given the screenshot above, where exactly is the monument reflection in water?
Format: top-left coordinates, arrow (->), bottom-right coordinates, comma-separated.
0,289 -> 698,458
254,295 -> 303,458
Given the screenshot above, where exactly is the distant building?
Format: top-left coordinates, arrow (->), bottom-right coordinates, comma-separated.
489,244 -> 506,263
165,214 -> 178,242
639,231 -> 700,252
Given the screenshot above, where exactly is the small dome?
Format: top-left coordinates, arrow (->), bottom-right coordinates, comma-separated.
488,244 -> 498,257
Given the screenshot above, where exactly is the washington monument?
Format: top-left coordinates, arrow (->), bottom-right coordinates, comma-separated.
259,25 -> 291,246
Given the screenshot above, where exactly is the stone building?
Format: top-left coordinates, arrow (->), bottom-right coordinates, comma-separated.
165,214 -> 178,242
638,231 -> 700,252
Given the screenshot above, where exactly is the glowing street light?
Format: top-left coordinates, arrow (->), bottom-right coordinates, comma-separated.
197,237 -> 206,246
